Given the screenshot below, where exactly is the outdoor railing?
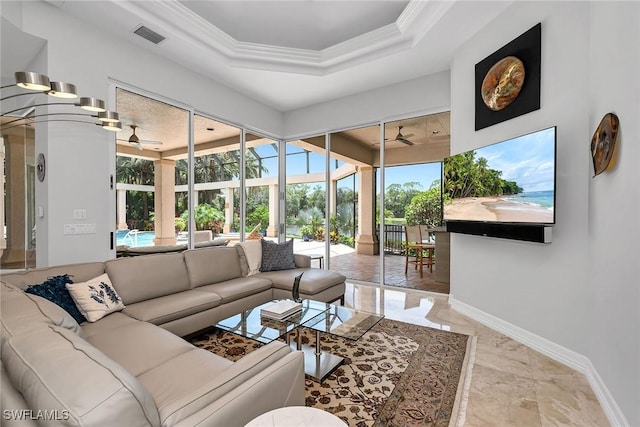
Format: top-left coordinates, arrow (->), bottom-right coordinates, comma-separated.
377,224 -> 405,254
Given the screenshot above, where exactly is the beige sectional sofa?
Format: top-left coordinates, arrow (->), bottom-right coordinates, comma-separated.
0,245 -> 346,427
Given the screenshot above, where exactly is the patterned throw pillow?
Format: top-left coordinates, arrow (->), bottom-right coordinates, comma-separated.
66,273 -> 125,322
260,239 -> 296,272
25,274 -> 87,324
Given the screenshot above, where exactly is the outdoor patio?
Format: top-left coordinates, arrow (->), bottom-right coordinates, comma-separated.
291,238 -> 449,294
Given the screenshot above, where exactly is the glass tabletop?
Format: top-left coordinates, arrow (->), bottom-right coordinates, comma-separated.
214,299 -> 328,344
304,303 -> 384,341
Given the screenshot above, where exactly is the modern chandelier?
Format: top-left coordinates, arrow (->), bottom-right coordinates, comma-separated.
0,71 -> 121,132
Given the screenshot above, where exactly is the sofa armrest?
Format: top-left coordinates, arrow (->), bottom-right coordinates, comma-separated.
161,341 -> 304,426
172,349 -> 305,427
294,254 -> 311,268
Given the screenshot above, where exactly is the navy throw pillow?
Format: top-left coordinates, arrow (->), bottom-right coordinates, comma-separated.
25,274 -> 87,324
260,239 -> 296,272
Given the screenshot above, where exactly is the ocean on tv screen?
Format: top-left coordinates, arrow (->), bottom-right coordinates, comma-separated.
443,127 -> 556,224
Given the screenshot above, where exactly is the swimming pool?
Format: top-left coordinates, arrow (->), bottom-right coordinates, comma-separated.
116,230 -> 190,247
116,230 -> 155,247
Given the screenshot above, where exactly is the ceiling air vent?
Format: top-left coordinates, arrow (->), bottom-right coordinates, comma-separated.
133,25 -> 166,45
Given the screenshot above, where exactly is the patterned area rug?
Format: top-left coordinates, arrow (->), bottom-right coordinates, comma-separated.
190,318 -> 473,427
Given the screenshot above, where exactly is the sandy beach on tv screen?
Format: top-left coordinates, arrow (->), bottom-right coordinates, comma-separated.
444,197 -> 553,223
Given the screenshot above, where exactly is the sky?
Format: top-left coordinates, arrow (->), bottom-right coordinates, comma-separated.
470,127 -> 555,193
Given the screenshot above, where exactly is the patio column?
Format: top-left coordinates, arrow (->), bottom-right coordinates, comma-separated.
153,159 -> 177,246
267,183 -> 278,237
329,178 -> 337,219
223,187 -> 233,233
116,189 -> 127,230
355,166 -> 378,255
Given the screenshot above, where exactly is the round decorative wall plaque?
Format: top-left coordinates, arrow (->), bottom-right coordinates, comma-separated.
481,56 -> 526,111
591,113 -> 620,177
36,153 -> 46,182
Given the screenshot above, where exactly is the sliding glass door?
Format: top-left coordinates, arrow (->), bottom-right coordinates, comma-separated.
284,135 -> 326,254
115,88 -> 189,249
382,114 -> 448,291
191,115 -> 241,240
245,133 -> 279,238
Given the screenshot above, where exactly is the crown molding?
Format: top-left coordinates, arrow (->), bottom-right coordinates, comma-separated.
112,0 -> 454,76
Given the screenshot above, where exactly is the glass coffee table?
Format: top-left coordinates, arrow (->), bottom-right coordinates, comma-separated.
214,299 -> 383,382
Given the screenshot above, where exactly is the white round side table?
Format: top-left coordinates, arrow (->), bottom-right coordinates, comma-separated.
245,406 -> 347,427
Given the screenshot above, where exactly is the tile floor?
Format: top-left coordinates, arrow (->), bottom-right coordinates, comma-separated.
291,238 -> 449,294
343,281 -> 610,427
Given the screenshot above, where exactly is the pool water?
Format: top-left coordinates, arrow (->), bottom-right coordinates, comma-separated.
116,230 -> 155,247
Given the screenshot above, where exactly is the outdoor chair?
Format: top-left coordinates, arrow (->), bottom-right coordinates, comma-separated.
404,225 -> 435,277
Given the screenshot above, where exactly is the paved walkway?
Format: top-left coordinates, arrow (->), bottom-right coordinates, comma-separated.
290,238 -> 449,294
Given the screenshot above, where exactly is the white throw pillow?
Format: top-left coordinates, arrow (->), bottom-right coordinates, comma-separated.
66,273 -> 125,322
238,240 -> 262,276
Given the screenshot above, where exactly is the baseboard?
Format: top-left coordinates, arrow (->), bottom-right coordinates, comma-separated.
583,359 -> 630,427
449,297 -> 629,427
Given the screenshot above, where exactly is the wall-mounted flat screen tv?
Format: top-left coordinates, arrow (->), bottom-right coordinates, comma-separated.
443,126 -> 556,225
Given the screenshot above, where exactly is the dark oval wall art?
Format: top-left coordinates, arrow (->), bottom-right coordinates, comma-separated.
481,56 -> 525,111
475,23 -> 541,131
591,113 -> 620,177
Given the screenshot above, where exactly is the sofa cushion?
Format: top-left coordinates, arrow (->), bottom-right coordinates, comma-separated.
24,274 -> 87,324
197,276 -> 272,304
105,252 -> 190,304
1,262 -> 106,291
84,321 -> 195,377
122,290 -> 222,326
184,246 -> 243,287
258,268 -> 346,295
3,325 -> 160,427
81,312 -> 140,339
260,239 -> 296,272
137,342 -> 292,426
1,283 -> 82,345
1,360 -> 35,427
67,273 -> 125,322
137,348 -> 233,426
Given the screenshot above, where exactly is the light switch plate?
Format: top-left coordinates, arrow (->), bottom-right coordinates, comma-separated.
64,224 -> 96,235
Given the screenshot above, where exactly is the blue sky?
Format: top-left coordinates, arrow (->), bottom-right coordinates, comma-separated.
384,163 -> 441,189
472,127 -> 555,192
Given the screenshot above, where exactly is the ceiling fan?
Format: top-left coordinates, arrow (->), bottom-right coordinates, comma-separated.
117,124 -> 163,151
389,126 -> 415,146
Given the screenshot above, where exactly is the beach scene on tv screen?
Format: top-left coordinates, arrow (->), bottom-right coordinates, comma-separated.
443,127 -> 555,224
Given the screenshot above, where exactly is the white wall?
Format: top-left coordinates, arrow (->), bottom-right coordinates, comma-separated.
451,1 -> 591,352
283,71 -> 450,138
5,1 -> 283,265
450,1 -> 638,425
587,2 -> 640,425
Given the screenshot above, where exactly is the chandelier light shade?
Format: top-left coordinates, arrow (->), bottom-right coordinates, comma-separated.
98,111 -> 119,123
48,81 -> 78,98
0,71 -> 119,132
78,97 -> 106,112
14,71 -> 51,91
101,121 -> 122,132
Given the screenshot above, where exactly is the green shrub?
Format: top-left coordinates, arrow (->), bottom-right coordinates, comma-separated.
300,225 -> 313,238
174,217 -> 187,233
181,204 -> 224,232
